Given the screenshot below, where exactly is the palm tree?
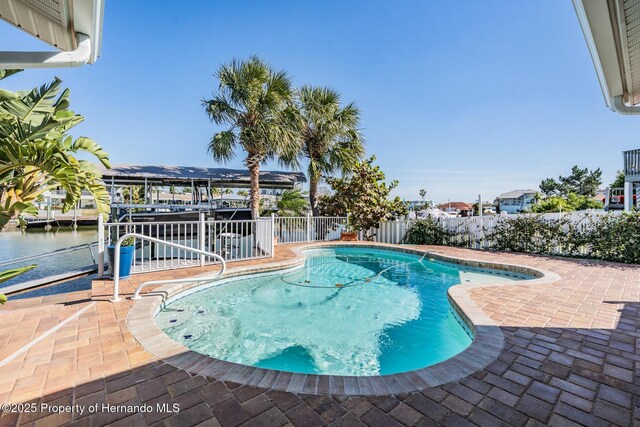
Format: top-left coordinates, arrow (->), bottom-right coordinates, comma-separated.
211,188 -> 232,196
277,188 -> 308,216
0,75 -> 110,231
203,56 -> 301,218
293,86 -> 364,216
419,189 -> 426,203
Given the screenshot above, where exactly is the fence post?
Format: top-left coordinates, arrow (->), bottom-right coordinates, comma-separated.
624,181 -> 633,212
98,214 -> 104,278
478,194 -> 483,249
346,212 -> 350,235
271,213 -> 276,257
199,212 -> 206,267
307,211 -> 312,242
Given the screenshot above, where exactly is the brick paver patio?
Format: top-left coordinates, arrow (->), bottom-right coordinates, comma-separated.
0,243 -> 638,426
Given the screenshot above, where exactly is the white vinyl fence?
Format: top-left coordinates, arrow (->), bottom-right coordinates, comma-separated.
363,210 -> 619,249
98,211 -> 619,277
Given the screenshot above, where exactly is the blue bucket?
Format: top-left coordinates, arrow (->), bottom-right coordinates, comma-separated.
107,245 -> 135,278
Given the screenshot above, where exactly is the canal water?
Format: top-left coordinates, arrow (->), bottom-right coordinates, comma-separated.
0,227 -> 99,299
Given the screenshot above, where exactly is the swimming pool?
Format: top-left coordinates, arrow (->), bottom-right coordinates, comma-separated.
157,247 -> 530,376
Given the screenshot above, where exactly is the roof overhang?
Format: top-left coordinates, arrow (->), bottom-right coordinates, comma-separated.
0,0 -> 104,68
573,0 -> 640,113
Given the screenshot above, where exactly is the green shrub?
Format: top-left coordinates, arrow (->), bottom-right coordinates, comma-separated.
403,218 -> 455,245
486,215 -> 584,256
402,211 -> 640,264
122,236 -> 136,246
530,193 -> 603,213
587,210 -> 640,264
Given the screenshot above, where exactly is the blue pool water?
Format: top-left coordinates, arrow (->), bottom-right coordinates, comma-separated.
157,247 -> 530,376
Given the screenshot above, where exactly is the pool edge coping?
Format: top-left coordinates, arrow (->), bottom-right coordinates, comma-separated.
127,242 -> 561,396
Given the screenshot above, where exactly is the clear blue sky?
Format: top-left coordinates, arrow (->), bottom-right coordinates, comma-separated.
2,1 -> 638,203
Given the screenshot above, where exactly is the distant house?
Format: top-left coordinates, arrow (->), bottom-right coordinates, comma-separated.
437,202 -> 473,217
496,189 -> 537,214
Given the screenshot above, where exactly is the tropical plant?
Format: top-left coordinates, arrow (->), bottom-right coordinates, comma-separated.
203,56 -> 301,218
419,188 -> 426,202
0,72 -> 110,231
121,236 -> 136,246
277,188 -> 308,216
0,264 -> 36,304
318,156 -> 407,239
0,69 -> 22,102
122,185 -> 144,204
210,188 -> 232,197
237,189 -> 249,200
291,86 -> 364,216
531,192 -> 603,213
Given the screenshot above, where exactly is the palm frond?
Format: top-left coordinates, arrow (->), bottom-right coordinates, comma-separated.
0,69 -> 23,81
208,130 -> 237,162
0,78 -> 62,123
0,264 -> 36,285
0,77 -> 111,230
69,137 -> 111,168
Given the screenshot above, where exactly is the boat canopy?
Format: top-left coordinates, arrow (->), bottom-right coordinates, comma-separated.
99,164 -> 306,189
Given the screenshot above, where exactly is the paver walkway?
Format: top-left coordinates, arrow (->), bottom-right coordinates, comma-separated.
0,244 -> 638,426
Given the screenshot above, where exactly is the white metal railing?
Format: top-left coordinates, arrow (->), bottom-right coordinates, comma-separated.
98,214 -> 274,278
206,218 -> 273,261
274,214 -> 347,243
111,233 -> 226,302
98,214 -> 346,281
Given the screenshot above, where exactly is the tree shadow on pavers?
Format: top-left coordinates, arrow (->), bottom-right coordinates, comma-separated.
486,302 -> 639,426
0,358 -> 245,426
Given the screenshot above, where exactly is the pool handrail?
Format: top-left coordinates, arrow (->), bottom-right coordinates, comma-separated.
111,233 -> 226,302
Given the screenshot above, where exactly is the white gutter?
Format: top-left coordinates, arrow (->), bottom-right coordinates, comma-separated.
90,0 -> 105,64
611,95 -> 640,115
0,32 -> 91,69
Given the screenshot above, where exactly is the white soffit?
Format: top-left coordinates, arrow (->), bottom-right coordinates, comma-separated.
617,0 -> 640,105
0,0 -> 75,51
0,0 -> 102,66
